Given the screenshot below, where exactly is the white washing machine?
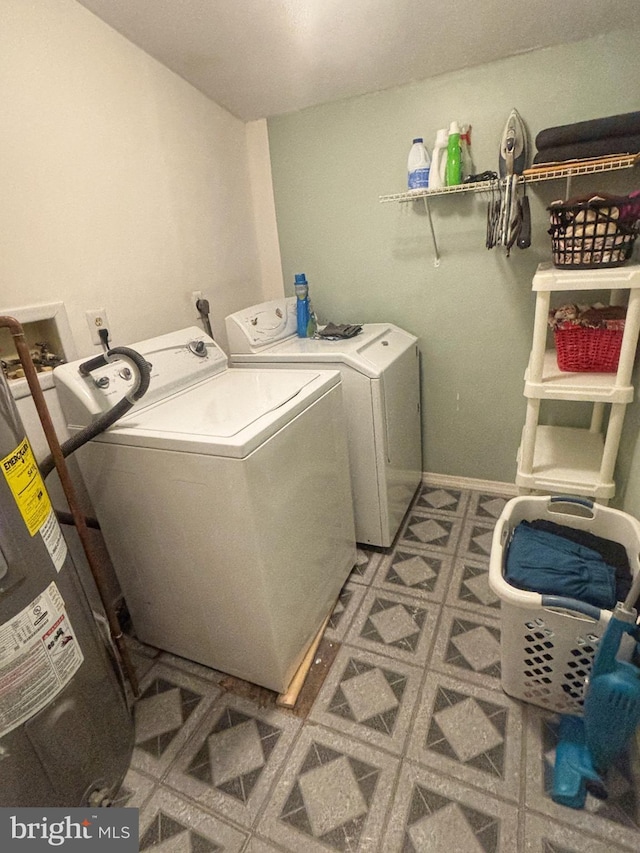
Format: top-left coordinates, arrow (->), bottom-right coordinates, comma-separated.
226,298 -> 423,547
54,327 -> 356,693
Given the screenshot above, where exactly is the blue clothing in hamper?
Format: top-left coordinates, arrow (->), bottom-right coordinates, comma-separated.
525,519 -> 633,603
505,524 -> 617,609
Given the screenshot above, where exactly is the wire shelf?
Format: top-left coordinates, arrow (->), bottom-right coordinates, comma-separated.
379,179 -> 497,203
522,152 -> 640,184
379,153 -> 640,204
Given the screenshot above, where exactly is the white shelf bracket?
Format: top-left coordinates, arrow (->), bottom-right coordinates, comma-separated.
423,197 -> 441,268
565,175 -> 572,200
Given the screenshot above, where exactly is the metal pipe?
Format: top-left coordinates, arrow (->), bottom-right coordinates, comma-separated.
0,316 -> 139,697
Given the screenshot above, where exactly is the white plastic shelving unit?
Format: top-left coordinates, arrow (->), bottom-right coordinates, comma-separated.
516,262 -> 640,502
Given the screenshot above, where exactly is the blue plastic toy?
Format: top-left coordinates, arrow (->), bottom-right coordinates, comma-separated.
552,599 -> 640,809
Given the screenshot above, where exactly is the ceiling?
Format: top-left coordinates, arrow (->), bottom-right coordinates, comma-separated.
75,1 -> 635,122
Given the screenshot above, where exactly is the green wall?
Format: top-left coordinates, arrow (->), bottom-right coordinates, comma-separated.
268,30 -> 640,488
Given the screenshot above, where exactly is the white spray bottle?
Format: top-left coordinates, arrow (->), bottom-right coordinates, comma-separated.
428,128 -> 449,190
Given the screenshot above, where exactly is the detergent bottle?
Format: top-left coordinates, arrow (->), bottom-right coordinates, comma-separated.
407,138 -> 431,190
445,121 -> 462,186
294,273 -> 317,337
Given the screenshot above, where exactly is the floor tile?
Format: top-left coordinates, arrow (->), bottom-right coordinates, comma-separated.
382,761 -> 519,852
445,555 -> 501,617
458,519 -> 498,561
324,581 -> 367,643
344,587 -> 440,665
138,786 -> 248,851
466,492 -> 513,523
412,484 -> 470,517
256,725 -> 399,852
158,651 -> 227,684
130,661 -> 222,779
126,632 -> 164,660
243,838 -> 290,853
396,509 -> 463,554
347,547 -> 384,585
113,768 -> 156,810
125,633 -> 163,682
372,544 -> 453,602
309,645 -> 423,754
524,705 -> 640,850
430,606 -> 502,690
164,693 -> 301,829
406,672 -> 524,801
522,812 -> 634,852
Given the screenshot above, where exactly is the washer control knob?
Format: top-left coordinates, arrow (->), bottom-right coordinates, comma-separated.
95,376 -> 110,389
188,340 -> 208,357
119,367 -> 132,380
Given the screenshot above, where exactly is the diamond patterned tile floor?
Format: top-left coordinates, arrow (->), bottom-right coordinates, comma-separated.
118,479 -> 640,851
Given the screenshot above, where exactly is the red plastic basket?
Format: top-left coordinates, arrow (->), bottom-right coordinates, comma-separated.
554,325 -> 623,372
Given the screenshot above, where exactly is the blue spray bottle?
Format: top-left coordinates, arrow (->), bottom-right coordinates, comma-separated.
294,273 -> 317,338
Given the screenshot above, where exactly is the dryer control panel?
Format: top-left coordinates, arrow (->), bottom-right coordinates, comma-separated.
226,298 -> 297,352
54,327 -> 227,424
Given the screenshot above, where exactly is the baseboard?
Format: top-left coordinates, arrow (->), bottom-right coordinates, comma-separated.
422,471 -> 519,496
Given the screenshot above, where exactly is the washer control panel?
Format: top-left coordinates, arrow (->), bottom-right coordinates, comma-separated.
54,327 -> 228,421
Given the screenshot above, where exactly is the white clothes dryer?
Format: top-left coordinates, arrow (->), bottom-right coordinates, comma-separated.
226,298 -> 423,547
54,327 -> 356,693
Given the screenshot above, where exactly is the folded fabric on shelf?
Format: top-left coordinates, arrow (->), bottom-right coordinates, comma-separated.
548,303 -> 626,332
535,111 -> 640,150
533,134 -> 640,164
505,523 -> 618,609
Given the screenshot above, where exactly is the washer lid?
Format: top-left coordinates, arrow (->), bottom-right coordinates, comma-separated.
91,367 -> 340,458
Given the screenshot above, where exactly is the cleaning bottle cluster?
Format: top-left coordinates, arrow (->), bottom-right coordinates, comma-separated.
408,123 -> 474,191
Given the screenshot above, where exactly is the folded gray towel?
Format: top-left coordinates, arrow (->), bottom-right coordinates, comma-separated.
317,323 -> 362,340
535,112 -> 640,150
533,134 -> 640,164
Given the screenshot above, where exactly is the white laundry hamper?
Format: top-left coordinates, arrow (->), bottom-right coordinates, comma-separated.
489,495 -> 640,715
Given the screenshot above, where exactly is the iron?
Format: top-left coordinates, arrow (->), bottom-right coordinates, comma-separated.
497,109 -> 530,253
498,108 -> 529,177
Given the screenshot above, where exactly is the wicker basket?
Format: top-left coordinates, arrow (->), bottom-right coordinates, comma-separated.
554,324 -> 623,372
548,198 -> 639,269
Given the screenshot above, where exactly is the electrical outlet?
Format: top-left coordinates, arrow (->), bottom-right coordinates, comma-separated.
86,308 -> 110,346
192,290 -> 203,309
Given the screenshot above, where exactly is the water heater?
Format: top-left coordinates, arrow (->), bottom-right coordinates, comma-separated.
0,364 -> 134,806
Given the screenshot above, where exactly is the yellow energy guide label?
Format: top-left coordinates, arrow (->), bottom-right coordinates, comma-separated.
1,437 -> 68,571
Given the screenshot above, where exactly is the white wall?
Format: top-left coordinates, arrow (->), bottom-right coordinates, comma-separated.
246,119 -> 285,300
0,0 -> 270,358
0,0 -> 282,609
